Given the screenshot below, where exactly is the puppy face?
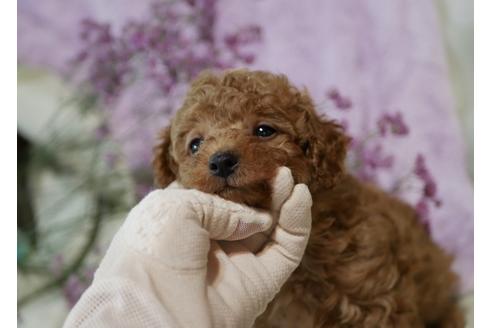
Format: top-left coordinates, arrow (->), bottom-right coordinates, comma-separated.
153,70 -> 348,209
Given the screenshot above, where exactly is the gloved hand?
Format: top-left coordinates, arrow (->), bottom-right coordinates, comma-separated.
63,167 -> 312,328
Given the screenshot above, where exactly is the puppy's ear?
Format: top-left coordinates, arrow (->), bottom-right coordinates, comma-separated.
152,127 -> 177,187
297,92 -> 349,189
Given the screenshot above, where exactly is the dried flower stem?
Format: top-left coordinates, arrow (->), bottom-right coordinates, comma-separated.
18,195 -> 104,308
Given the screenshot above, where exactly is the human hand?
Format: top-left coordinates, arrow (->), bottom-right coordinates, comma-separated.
204,167 -> 312,327
64,167 -> 312,328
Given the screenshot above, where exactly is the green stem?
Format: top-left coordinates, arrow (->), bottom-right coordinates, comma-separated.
17,196 -> 104,308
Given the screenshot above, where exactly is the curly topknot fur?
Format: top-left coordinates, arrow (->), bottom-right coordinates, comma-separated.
153,69 -> 463,327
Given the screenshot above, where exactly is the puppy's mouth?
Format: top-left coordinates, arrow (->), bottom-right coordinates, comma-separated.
217,176 -> 241,189
216,185 -> 238,197
213,178 -> 241,195
213,175 -> 255,193
217,183 -> 234,193
208,176 -> 272,209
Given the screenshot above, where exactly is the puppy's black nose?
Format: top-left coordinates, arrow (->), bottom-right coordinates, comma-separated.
208,152 -> 239,178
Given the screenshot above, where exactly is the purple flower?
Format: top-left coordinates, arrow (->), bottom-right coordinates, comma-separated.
224,25 -> 262,48
326,88 -> 352,110
330,91 -> 439,236
351,141 -> 394,183
415,198 -> 429,220
412,154 -> 442,229
363,144 -> 394,169
423,179 -> 437,198
414,154 -> 429,179
377,112 -> 409,136
415,198 -> 432,234
69,1 -> 262,176
63,266 -> 96,308
223,25 -> 262,64
73,1 -> 261,105
63,275 -> 87,308
414,154 -> 440,203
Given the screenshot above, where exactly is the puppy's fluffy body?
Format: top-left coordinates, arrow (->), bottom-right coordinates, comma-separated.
153,70 -> 463,327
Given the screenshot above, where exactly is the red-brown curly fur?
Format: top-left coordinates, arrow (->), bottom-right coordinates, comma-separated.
153,69 -> 463,327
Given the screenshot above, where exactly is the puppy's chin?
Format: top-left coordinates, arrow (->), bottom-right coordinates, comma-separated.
206,180 -> 271,210
181,168 -> 278,209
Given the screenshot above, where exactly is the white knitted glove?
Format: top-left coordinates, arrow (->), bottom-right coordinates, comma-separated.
63,167 -> 312,328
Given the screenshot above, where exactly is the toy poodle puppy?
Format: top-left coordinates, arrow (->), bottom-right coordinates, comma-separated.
153,69 -> 463,327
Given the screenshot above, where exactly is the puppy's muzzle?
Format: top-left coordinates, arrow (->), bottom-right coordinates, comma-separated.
208,152 -> 239,178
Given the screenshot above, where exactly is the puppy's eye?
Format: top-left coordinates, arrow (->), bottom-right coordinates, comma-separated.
254,125 -> 277,138
189,138 -> 203,154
